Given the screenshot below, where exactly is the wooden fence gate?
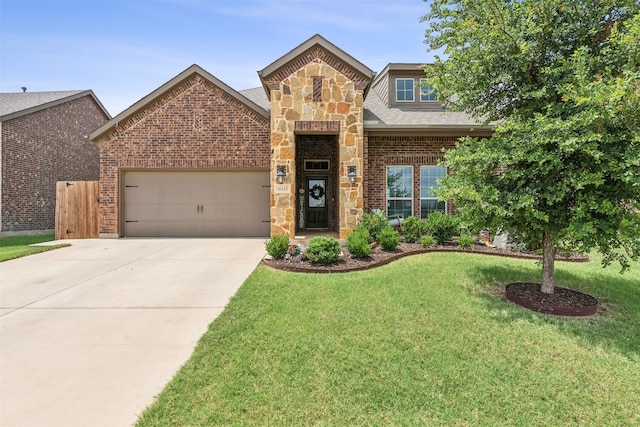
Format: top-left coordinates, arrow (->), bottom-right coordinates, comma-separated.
55,181 -> 99,239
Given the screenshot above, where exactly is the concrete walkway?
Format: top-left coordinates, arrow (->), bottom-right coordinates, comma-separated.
0,238 -> 266,427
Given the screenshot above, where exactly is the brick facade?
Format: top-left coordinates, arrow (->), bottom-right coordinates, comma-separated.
364,134 -> 458,216
94,74 -> 270,237
90,36 -> 492,239
1,95 -> 107,232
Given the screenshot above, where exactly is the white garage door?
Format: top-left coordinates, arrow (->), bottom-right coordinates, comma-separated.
123,170 -> 270,237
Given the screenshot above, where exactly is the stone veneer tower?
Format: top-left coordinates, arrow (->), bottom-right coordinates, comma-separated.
259,35 -> 375,239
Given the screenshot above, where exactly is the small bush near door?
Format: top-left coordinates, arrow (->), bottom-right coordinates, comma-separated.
424,212 -> 461,245
265,234 -> 290,259
307,236 -> 341,264
401,216 -> 426,243
347,226 -> 372,258
457,234 -> 476,248
360,210 -> 388,242
420,235 -> 435,248
378,226 -> 400,251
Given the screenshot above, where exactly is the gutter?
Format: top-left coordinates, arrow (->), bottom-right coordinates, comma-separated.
364,122 -> 495,131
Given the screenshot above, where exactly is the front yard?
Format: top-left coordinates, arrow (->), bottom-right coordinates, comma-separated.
0,234 -> 68,262
137,252 -> 640,426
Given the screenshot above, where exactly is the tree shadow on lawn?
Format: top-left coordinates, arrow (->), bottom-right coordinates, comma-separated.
466,262 -> 640,360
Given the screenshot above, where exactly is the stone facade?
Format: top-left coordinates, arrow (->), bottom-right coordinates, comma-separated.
267,58 -> 366,239
94,74 -> 270,237
1,95 -> 107,233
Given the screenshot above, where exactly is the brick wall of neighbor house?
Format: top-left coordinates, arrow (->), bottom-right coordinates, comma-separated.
364,134 -> 458,216
94,75 -> 270,236
1,96 -> 107,232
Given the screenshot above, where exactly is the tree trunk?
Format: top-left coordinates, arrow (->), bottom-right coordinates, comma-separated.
541,231 -> 555,294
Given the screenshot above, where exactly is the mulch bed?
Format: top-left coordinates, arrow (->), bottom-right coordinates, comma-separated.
505,282 -> 599,316
263,242 -> 597,316
263,241 -> 589,274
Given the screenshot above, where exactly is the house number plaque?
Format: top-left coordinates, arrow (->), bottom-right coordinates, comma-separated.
274,184 -> 290,194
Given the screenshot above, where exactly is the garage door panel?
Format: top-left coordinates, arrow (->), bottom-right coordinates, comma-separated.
125,220 -> 204,238
124,171 -> 269,237
126,203 -> 199,221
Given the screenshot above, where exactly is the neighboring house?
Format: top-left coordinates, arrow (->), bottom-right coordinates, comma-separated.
1,90 -> 110,235
90,34 -> 493,239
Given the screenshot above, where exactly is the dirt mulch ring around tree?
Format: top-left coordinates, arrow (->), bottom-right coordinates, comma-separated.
504,282 -> 599,316
263,242 -> 597,316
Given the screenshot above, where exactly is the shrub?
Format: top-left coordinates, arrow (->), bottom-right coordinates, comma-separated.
420,235 -> 435,248
360,210 -> 388,241
507,230 -> 542,252
306,236 -> 341,264
424,212 -> 460,245
401,216 -> 426,243
458,234 -> 475,248
378,226 -> 400,251
265,234 -> 289,259
508,241 -> 528,252
347,226 -> 372,258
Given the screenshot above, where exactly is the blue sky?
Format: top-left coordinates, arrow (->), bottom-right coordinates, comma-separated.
1,0 -> 437,116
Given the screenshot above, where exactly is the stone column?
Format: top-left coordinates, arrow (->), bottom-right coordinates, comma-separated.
268,60 -> 365,239
270,89 -> 296,237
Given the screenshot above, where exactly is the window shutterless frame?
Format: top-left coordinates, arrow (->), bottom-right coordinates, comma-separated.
304,160 -> 330,171
420,165 -> 446,217
419,78 -> 437,102
386,165 -> 413,218
395,78 -> 415,102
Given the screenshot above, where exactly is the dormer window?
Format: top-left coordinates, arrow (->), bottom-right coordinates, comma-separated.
420,79 -> 437,102
396,78 -> 415,102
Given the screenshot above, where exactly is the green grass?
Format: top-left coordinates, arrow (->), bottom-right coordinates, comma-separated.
0,234 -> 68,261
137,253 -> 640,426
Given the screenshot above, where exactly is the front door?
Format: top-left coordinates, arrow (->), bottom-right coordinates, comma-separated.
306,177 -> 328,229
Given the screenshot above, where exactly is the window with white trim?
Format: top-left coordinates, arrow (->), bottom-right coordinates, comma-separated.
420,166 -> 446,217
419,78 -> 437,102
387,166 -> 413,218
396,78 -> 415,102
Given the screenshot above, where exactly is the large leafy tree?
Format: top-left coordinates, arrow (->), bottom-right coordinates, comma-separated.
422,0 -> 640,293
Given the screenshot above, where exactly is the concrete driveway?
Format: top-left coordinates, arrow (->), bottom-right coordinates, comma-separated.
0,238 -> 266,427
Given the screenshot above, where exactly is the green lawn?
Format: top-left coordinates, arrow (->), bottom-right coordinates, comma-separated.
0,234 -> 68,262
137,252 -> 640,426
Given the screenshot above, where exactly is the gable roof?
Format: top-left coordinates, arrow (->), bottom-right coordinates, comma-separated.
89,64 -> 270,141
257,34 -> 376,99
0,90 -> 110,122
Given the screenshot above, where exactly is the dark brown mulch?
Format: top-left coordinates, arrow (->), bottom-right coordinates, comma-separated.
262,242 -> 589,274
505,282 -> 599,316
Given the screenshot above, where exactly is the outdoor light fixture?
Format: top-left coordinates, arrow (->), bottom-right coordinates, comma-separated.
348,165 -> 357,184
276,165 -> 286,184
